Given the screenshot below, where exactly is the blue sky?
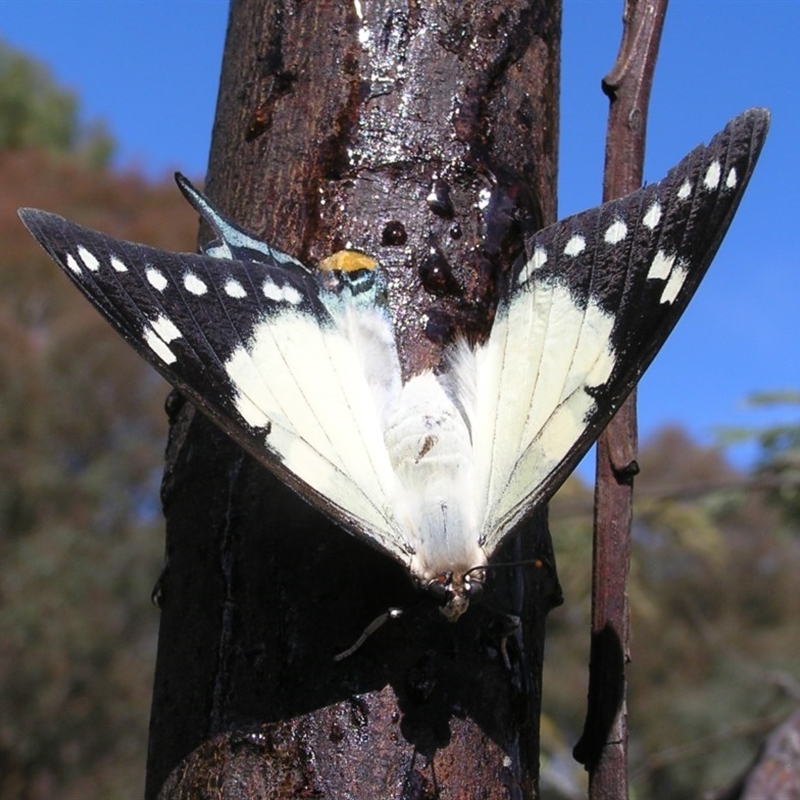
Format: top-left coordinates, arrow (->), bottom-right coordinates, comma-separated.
2,1 -> 798,470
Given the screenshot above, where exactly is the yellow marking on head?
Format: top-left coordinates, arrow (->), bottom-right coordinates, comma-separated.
319,250 -> 377,273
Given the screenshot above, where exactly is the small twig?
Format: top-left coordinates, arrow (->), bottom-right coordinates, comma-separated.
573,1 -> 668,797
554,473 -> 800,521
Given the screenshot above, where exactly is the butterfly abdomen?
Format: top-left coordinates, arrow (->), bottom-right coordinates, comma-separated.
383,371 -> 484,584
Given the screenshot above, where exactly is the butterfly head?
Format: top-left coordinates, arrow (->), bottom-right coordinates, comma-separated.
318,249 -> 377,274
424,566 -> 486,622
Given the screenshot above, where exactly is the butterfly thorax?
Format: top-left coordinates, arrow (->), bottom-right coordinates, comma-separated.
384,370 -> 487,620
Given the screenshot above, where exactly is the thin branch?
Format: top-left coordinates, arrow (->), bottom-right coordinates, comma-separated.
554,473 -> 800,520
573,2 -> 668,798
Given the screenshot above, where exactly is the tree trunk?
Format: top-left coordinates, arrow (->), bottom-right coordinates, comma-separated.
146,2 -> 561,797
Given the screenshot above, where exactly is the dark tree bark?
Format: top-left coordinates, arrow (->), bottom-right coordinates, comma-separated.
146,2 -> 561,798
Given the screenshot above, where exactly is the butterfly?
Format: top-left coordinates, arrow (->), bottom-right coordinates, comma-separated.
19,109 -> 769,621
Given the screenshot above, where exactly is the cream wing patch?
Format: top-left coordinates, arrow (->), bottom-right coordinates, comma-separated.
473,279 -> 615,550
224,308 -> 405,551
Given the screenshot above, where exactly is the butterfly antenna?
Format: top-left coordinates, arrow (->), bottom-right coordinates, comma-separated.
466,556 -> 554,577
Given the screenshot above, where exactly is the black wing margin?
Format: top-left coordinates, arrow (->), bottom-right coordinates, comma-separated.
475,108 -> 770,554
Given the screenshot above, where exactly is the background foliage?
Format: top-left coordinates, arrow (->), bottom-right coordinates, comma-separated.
543,425 -> 800,798
0,41 -> 196,800
0,40 -> 797,800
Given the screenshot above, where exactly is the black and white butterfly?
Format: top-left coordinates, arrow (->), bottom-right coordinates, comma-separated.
19,109 -> 769,621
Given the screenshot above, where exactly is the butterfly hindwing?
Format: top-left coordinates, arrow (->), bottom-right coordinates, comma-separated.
474,108 -> 770,555
18,209 -> 409,562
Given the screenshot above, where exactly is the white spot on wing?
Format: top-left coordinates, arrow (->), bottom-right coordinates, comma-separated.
531,246 -> 548,270
144,329 -> 176,364
647,250 -> 675,281
225,278 -> 247,298
660,265 -> 688,304
262,279 -> 283,302
151,314 -> 181,343
146,267 -> 168,292
704,160 -> 721,190
677,180 -> 692,200
184,272 -> 207,296
263,278 -> 302,305
110,255 -> 128,272
725,167 -> 737,189
78,246 -> 100,272
282,285 -> 302,305
604,219 -> 628,245
564,234 -> 586,256
643,201 -> 662,230
66,253 -> 82,274
517,246 -> 548,285
145,314 -> 181,364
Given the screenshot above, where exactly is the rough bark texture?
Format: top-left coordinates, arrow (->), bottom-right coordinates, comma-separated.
146,2 -> 561,798
573,1 -> 667,797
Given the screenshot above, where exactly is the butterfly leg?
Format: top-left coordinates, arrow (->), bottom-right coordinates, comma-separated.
333,606 -> 405,661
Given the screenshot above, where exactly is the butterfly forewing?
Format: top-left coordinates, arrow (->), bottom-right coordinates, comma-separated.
18,210 -> 409,561
476,109 -> 769,555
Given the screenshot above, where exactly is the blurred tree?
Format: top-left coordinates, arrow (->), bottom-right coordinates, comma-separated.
0,147 -> 198,799
0,40 -> 114,168
723,392 -> 800,527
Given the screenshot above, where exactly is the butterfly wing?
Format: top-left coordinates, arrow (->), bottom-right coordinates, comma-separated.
18,210 -> 411,563
473,108 -> 770,557
173,172 -> 312,271
19,108 -> 770,586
